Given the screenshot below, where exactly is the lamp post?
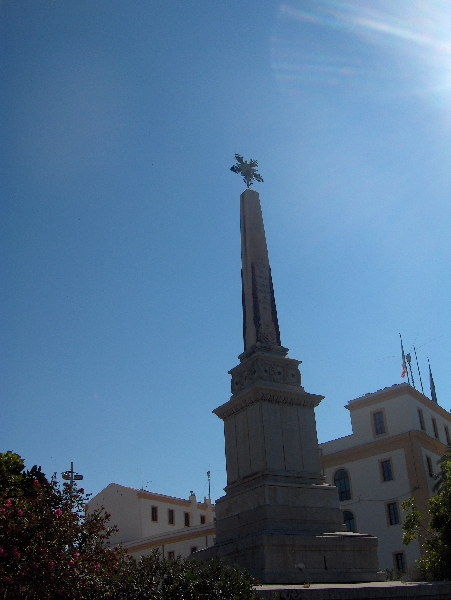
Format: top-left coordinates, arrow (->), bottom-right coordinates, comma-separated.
62,462 -> 83,493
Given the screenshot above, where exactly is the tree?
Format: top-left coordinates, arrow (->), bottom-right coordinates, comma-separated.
0,451 -> 131,599
402,444 -> 451,580
0,453 -> 258,599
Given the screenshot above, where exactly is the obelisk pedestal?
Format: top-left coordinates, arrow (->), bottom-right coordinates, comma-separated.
194,189 -> 383,583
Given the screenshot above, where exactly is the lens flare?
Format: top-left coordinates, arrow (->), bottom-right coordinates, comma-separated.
272,1 -> 451,104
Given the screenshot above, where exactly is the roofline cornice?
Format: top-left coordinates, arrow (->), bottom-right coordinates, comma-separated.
346,384 -> 451,421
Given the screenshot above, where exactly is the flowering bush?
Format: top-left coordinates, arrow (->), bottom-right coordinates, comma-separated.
0,452 -> 258,599
0,452 -> 131,599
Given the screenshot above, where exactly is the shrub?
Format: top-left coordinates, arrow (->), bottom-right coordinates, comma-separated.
0,452 -> 258,599
0,451 -> 131,599
402,444 -> 451,581
113,549 -> 258,600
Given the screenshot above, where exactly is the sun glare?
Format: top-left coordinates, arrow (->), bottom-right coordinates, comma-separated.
272,0 -> 451,104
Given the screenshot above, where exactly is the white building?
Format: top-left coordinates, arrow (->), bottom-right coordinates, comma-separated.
319,383 -> 451,575
87,484 -> 215,560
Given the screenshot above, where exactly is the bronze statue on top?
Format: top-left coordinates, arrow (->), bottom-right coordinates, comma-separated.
230,154 -> 263,188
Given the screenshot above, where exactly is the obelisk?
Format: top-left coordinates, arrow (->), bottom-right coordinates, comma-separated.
194,170 -> 382,583
239,187 -> 281,354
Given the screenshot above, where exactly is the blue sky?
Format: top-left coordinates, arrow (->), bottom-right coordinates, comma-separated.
2,0 -> 451,503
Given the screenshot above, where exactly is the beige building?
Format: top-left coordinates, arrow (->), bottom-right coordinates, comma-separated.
87,484 -> 215,560
319,383 -> 451,575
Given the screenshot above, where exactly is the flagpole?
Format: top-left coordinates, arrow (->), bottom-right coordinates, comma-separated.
427,357 -> 438,404
413,346 -> 424,394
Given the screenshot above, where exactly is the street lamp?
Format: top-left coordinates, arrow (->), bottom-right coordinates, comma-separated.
62,462 -> 83,492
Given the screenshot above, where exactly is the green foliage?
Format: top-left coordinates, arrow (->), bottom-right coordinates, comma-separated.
0,451 -> 132,599
401,498 -> 424,545
0,451 -> 48,499
433,444 -> 451,493
115,549 -> 258,600
230,155 -> 264,188
0,453 -> 258,599
402,446 -> 451,580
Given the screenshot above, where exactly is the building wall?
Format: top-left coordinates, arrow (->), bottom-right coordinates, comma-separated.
88,483 -> 143,544
322,441 -> 421,571
123,524 -> 216,560
136,491 -> 212,538
87,484 -> 215,558
320,384 -> 451,574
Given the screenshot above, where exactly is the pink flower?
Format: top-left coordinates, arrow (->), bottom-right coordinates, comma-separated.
12,546 -> 20,559
0,508 -> 5,514
94,563 -> 101,572
48,561 -> 54,570
2,576 -> 13,584
73,552 -> 80,558
17,509 -> 23,516
69,560 -> 75,566
4,499 -> 11,508
0,548 -> 5,557
33,479 -> 39,486
54,509 -> 62,517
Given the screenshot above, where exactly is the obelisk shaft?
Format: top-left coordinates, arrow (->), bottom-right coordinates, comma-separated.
240,189 -> 282,355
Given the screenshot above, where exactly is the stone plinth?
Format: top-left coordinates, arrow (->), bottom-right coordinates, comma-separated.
194,353 -> 383,583
196,531 -> 381,584
255,581 -> 451,600
214,479 -> 347,542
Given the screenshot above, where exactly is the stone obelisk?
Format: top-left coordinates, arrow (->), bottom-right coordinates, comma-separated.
194,187 -> 382,583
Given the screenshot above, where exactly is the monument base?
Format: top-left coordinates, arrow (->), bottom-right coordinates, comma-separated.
192,531 -> 385,584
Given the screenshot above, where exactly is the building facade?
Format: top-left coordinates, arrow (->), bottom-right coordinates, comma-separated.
87,484 -> 215,560
319,383 -> 451,575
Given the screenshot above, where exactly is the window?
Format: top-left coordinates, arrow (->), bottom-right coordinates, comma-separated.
426,455 -> 434,477
343,510 -> 356,532
394,552 -> 406,573
445,425 -> 451,445
432,417 -> 439,440
167,551 -> 175,560
190,546 -> 198,554
151,506 -> 158,522
387,502 -> 399,525
381,459 -> 393,482
200,515 -> 206,525
418,408 -> 425,431
184,512 -> 190,527
168,509 -> 174,525
373,411 -> 386,435
334,469 -> 351,501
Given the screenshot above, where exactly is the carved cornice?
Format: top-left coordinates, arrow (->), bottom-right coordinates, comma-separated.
214,384 -> 324,420
229,353 -> 302,394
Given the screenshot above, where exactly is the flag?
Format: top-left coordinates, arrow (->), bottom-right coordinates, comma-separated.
401,359 -> 407,379
400,334 -> 408,381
